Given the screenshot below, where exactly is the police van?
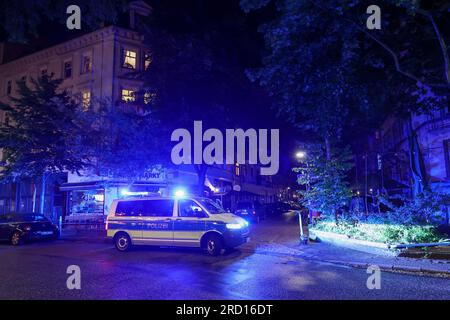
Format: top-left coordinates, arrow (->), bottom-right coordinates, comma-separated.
106,196 -> 250,255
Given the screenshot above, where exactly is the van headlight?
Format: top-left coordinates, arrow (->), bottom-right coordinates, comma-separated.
226,221 -> 248,230
226,223 -> 243,230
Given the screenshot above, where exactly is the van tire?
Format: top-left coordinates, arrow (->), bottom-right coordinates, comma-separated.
114,232 -> 132,252
204,234 -> 223,256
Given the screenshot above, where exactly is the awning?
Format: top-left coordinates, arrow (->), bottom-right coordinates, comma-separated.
60,180 -> 167,191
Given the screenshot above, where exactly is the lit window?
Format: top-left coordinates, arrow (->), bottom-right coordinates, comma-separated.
82,90 -> 91,110
122,49 -> 136,69
144,52 -> 152,70
6,80 -> 12,95
121,89 -> 135,102
81,52 -> 92,74
64,60 -> 72,78
144,91 -> 155,104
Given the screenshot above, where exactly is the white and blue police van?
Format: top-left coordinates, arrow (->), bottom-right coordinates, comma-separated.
106,196 -> 250,255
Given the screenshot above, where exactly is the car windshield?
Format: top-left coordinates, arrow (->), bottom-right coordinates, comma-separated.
198,199 -> 225,214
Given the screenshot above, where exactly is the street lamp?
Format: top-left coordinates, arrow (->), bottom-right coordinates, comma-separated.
294,150 -> 310,244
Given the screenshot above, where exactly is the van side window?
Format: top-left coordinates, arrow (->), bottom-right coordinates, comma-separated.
178,200 -> 204,217
115,201 -> 143,216
141,200 -> 174,217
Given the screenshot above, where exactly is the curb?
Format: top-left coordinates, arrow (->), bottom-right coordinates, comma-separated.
310,229 -> 397,256
321,259 -> 450,278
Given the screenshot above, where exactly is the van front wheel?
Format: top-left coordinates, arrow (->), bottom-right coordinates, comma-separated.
205,234 -> 223,256
114,233 -> 132,252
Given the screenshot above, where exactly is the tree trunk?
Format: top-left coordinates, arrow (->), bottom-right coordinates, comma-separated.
14,180 -> 21,212
406,113 -> 428,198
195,165 -> 208,196
39,173 -> 47,214
32,180 -> 37,213
325,136 -> 338,222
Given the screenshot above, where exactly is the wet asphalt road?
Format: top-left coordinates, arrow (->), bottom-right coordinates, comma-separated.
0,235 -> 450,300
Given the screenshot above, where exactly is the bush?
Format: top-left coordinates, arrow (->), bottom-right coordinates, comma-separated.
380,191 -> 450,225
313,218 -> 443,244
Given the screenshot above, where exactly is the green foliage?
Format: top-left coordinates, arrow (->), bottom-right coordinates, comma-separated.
294,145 -> 353,219
0,0 -> 128,43
380,191 -> 450,225
0,75 -> 90,180
79,98 -> 164,182
314,218 -> 443,244
314,190 -> 450,243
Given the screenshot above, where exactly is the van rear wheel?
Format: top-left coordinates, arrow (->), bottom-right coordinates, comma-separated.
114,233 -> 132,252
205,234 -> 223,256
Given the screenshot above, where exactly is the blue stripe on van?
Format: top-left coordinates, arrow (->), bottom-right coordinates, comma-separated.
108,220 -> 229,233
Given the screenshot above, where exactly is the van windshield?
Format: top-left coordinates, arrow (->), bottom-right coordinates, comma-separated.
198,199 -> 225,214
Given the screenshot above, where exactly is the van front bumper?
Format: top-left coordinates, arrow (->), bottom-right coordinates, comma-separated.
223,229 -> 250,248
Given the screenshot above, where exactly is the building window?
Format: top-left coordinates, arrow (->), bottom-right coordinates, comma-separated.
144,52 -> 152,70
6,80 -> 12,95
64,60 -> 72,78
81,52 -> 92,74
121,89 -> 136,102
122,49 -> 137,69
81,90 -> 91,110
144,91 -> 156,104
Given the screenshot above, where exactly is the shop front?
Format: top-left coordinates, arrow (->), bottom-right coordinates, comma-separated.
60,170 -> 168,226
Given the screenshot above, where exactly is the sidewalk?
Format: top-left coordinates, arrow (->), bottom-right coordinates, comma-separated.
60,228 -> 108,243
246,220 -> 450,278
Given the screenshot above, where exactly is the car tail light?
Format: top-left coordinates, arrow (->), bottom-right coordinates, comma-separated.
253,210 -> 256,215
105,221 -> 109,230
23,225 -> 32,231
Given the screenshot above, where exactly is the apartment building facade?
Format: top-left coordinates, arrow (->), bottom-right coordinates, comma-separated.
356,108 -> 450,199
0,20 -> 282,223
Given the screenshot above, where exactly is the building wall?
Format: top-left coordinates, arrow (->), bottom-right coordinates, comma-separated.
378,109 -> 450,195
0,26 -> 149,111
0,26 -> 150,218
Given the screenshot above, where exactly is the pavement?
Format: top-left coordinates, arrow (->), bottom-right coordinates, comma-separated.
0,218 -> 448,299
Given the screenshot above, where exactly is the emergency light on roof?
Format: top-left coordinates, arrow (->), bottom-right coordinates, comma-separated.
174,188 -> 186,198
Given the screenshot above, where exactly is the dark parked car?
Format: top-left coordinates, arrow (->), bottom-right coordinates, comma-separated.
234,201 -> 265,223
265,201 -> 299,216
0,214 -> 59,245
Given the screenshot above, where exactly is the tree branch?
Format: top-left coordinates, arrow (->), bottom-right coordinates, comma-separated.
416,9 -> 450,84
306,0 -> 450,89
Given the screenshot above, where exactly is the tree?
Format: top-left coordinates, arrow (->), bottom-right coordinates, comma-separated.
294,145 -> 353,221
80,98 -> 164,184
242,0 -> 450,198
140,3 -> 261,195
0,0 -> 128,43
0,75 -> 90,213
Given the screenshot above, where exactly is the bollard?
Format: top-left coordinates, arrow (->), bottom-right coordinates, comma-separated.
298,210 -> 309,245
